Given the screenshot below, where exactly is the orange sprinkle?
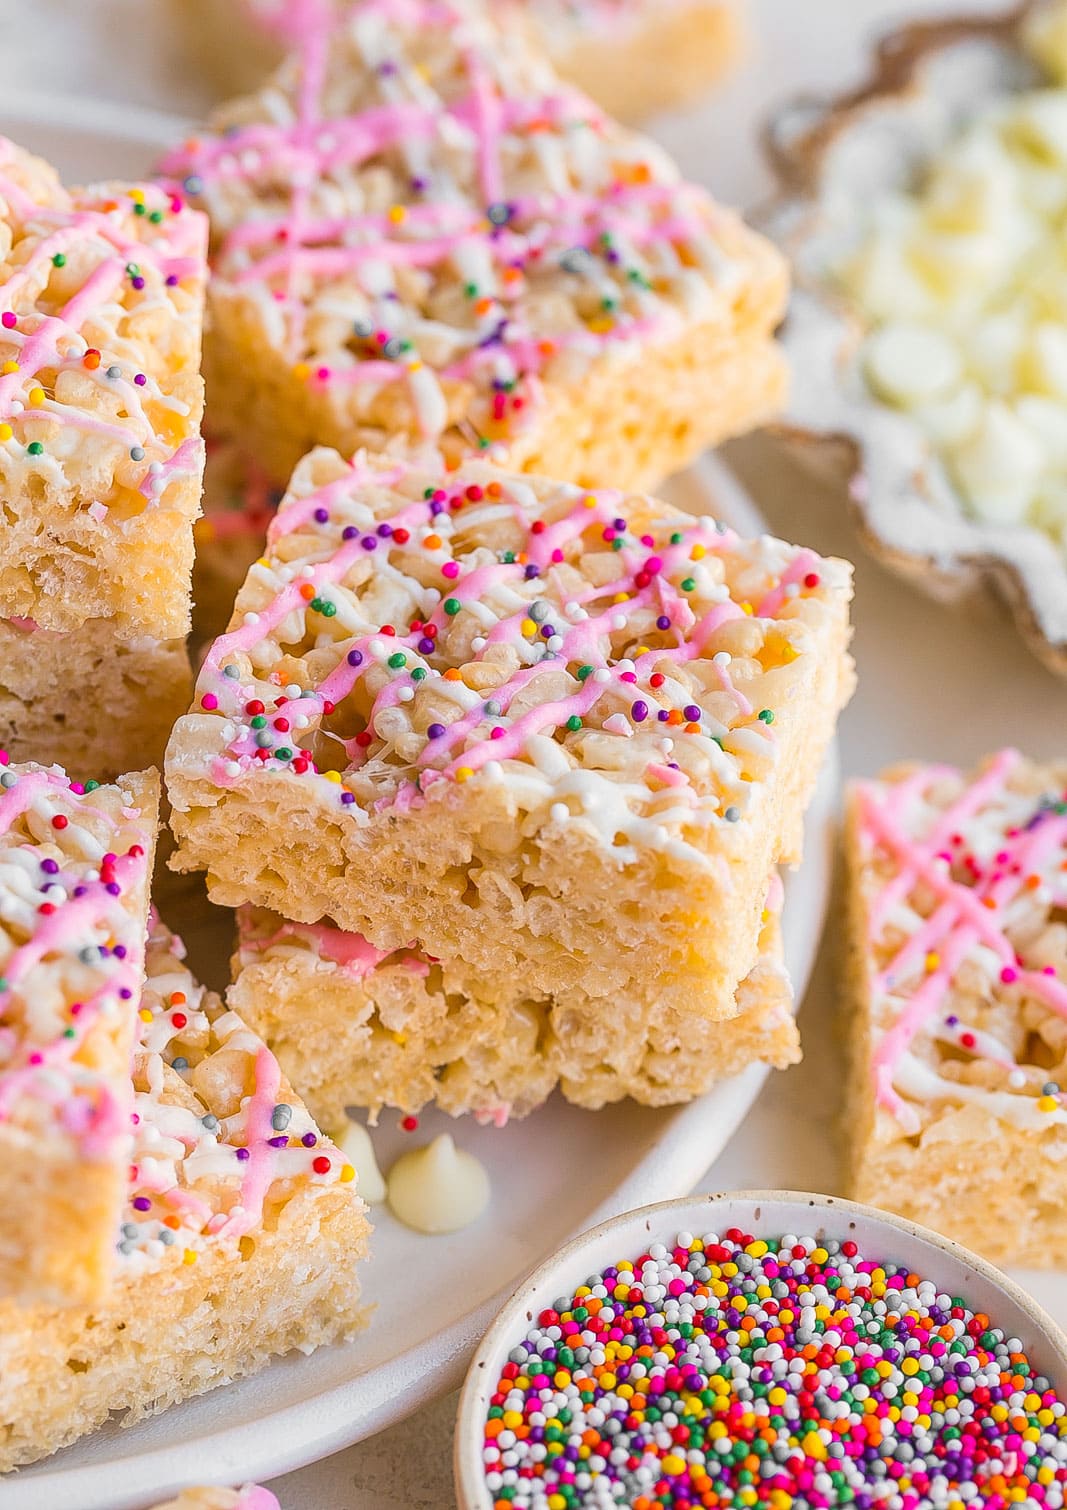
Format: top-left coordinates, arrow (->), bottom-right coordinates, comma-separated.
423,533 -> 442,550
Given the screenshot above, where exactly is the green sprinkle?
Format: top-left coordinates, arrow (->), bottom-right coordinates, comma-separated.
464,283 -> 479,298
84,780 -> 100,792
443,598 -> 461,615
576,665 -> 594,681
670,532 -> 683,544
27,441 -> 43,456
758,709 -> 774,724
275,747 -> 293,761
250,715 -> 267,729
680,577 -> 696,592
565,715 -> 582,732
411,667 -> 428,682
611,538 -> 624,551
148,209 -> 164,224
133,202 -> 146,216
51,253 -> 67,268
320,601 -> 337,617
387,652 -> 407,669
63,1027 -> 76,1039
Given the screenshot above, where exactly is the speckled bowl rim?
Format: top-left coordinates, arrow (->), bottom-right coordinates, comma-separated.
760,3 -> 1067,679
454,1188 -> 1067,1510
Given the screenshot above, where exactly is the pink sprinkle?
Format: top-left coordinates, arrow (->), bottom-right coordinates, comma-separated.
201,692 -> 219,710
441,561 -> 460,579
316,366 -> 331,381
490,726 -> 505,739
1000,967 -> 1018,984
1,312 -> 15,329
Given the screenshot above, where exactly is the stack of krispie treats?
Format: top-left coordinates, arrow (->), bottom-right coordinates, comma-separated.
167,446 -> 853,1123
160,0 -> 787,494
843,749 -> 1067,1269
0,140 -> 208,778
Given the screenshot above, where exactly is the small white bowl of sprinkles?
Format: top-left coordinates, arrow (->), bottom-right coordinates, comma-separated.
454,1190 -> 1067,1510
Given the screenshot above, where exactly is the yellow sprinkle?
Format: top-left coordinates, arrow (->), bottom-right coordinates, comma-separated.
2,360 -> 19,375
183,1248 -> 197,1265
741,601 -> 754,616
1038,1095 -> 1058,1113
406,359 -> 423,373
138,1008 -> 153,1023
455,766 -> 473,783
128,188 -> 146,203
339,1163 -> 355,1183
520,618 -> 537,637
781,644 -> 799,662
582,493 -> 598,509
634,645 -> 650,656
925,951 -> 940,972
0,424 -> 12,442
690,544 -> 706,560
587,316 -> 614,334
612,591 -> 630,604
292,361 -> 311,381
387,205 -> 407,224
661,1454 -> 686,1476
323,770 -> 342,784
28,386 -> 45,407
256,556 -> 270,567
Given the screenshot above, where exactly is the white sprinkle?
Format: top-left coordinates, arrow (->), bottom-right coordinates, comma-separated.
550,802 -> 569,823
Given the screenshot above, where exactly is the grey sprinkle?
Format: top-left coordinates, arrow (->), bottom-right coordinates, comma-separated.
0,773 -> 16,788
1044,1081 -> 1061,1096
724,806 -> 740,823
255,730 -> 274,748
553,1296 -> 569,1313
79,946 -> 99,964
271,1103 -> 293,1131
508,1347 -> 528,1365
106,364 -> 122,379
171,1056 -> 189,1071
130,445 -> 146,461
560,248 -> 589,273
159,1229 -> 175,1245
382,337 -> 404,359
117,1239 -> 136,1255
122,1223 -> 139,1240
484,700 -> 502,717
353,319 -> 374,338
528,599 -> 550,623
573,1347 -> 590,1364
201,1113 -> 219,1131
223,664 -> 241,678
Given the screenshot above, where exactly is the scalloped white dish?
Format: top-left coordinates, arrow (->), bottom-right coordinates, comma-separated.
763,6 -> 1067,677
0,98 -> 839,1510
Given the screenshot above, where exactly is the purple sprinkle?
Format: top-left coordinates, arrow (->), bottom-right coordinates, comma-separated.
134,372 -> 147,386
341,791 -> 356,805
132,1196 -> 151,1212
132,277 -> 145,290
302,1132 -> 317,1148
377,522 -> 393,538
166,274 -> 179,286
268,1135 -> 288,1148
656,615 -> 671,631
613,517 -> 627,532
360,536 -> 378,551
120,987 -> 133,999
430,499 -> 445,516
73,885 -> 87,897
946,1014 -> 959,1027
657,710 -> 670,722
418,637 -> 436,655
411,176 -> 428,192
427,723 -> 446,739
40,858 -> 59,875
314,507 -> 329,524
235,1147 -> 251,1161
540,625 -> 554,639
342,526 -> 359,541
113,944 -> 127,959
632,701 -> 648,722
106,882 -> 121,896
524,564 -> 540,580
347,649 -> 364,667
684,704 -> 701,723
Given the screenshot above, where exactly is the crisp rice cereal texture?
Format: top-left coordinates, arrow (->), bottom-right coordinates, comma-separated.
0,619 -> 191,782
166,447 -> 853,1020
843,750 -> 1067,1268
229,879 -> 797,1125
0,918 -> 368,1470
159,0 -> 786,490
0,139 -> 207,638
0,764 -> 159,1308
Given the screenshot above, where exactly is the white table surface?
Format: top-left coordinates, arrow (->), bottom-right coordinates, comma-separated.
4,2 -> 1066,1505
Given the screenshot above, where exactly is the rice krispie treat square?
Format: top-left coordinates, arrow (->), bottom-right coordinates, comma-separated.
151,1492 -> 277,1510
0,618 -> 191,781
0,917 -> 369,1470
0,138 -> 207,638
844,748 -> 1067,1268
0,761 -> 159,1307
158,0 -> 786,490
230,873 -> 797,1125
167,447 -> 853,1020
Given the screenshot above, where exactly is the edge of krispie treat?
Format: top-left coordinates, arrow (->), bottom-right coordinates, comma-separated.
842,749 -> 1067,1268
0,617 -> 191,781
0,138 -> 207,637
166,447 -> 853,1019
531,0 -> 744,124
0,762 -> 159,1308
228,872 -> 797,1124
159,0 -> 786,488
149,1490 -> 279,1510
0,916 -> 368,1470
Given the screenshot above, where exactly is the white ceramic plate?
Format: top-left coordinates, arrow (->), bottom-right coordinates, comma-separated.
0,98 -> 838,1510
